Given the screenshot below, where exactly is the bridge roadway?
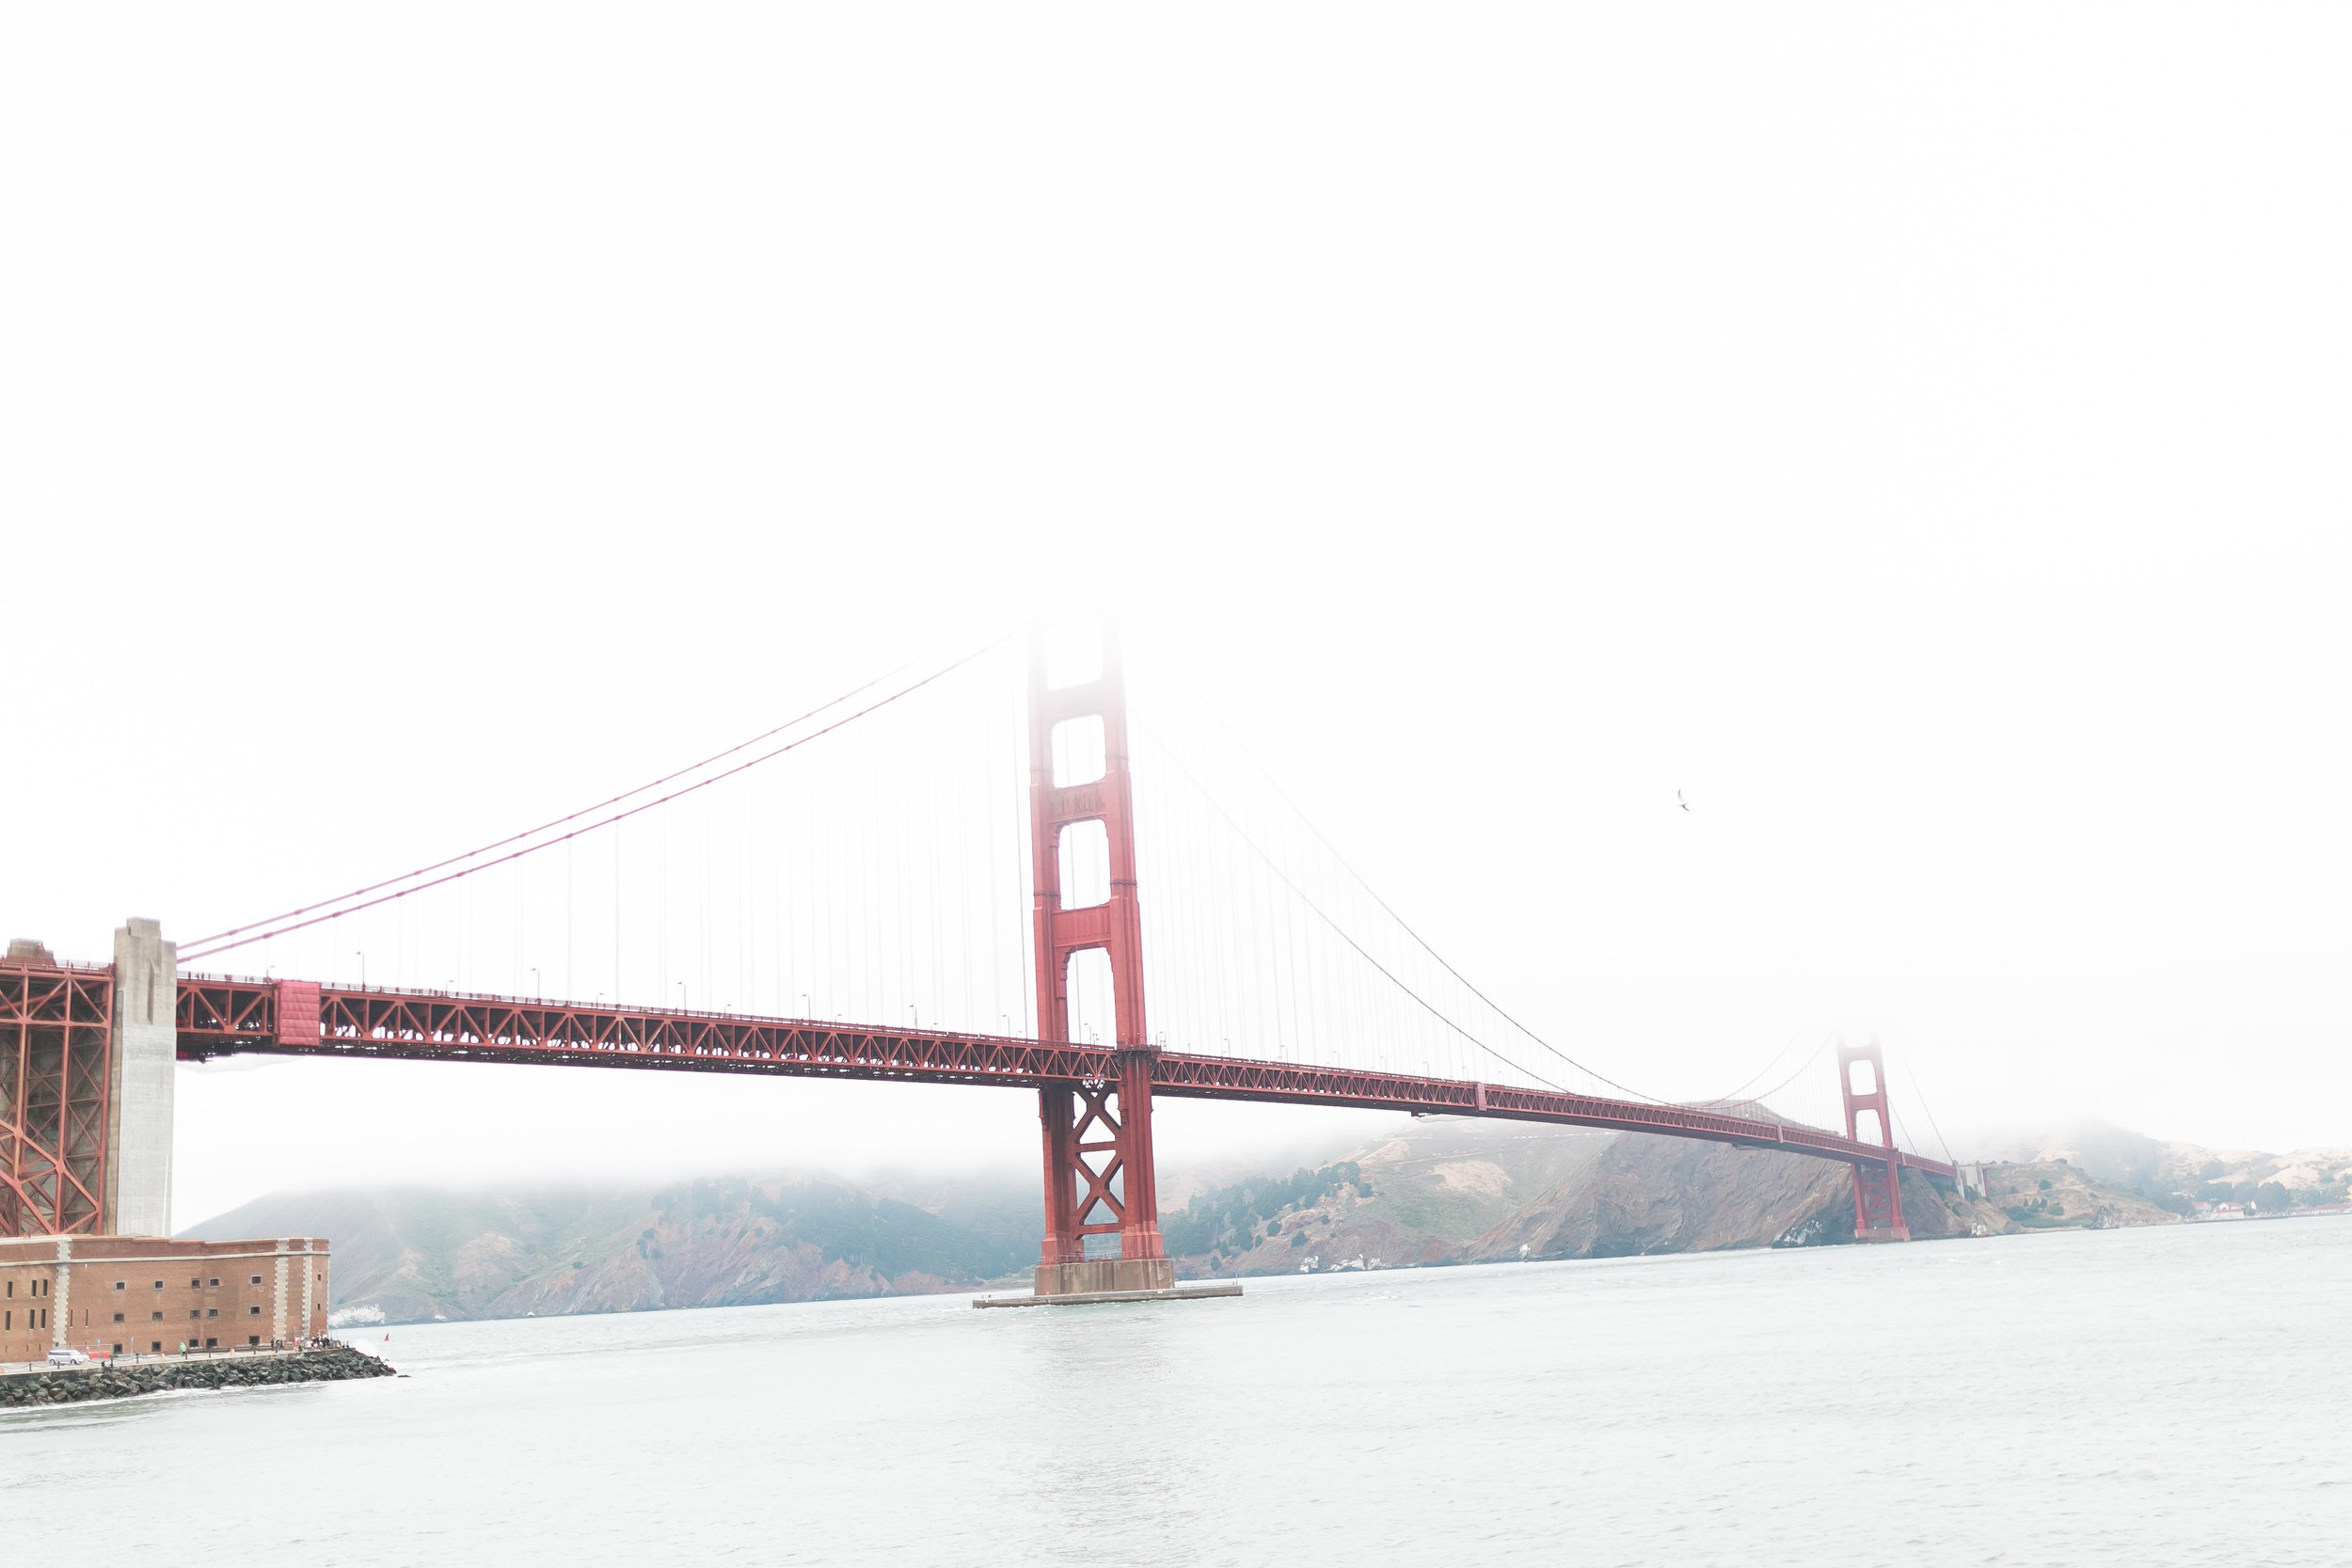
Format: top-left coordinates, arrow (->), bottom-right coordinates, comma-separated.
176,973 -> 1956,1180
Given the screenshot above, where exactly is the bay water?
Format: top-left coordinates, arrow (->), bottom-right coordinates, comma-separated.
6,1216 -> 2344,1565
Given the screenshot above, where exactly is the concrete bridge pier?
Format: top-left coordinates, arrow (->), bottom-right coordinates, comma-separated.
104,917 -> 177,1238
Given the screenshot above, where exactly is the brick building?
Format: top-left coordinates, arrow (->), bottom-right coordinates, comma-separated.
1,1234 -> 329,1361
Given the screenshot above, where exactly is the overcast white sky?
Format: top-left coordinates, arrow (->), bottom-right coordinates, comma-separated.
5,7 -> 2346,1227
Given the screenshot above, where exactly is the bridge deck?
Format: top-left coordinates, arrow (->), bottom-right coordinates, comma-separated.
175,974 -> 1954,1180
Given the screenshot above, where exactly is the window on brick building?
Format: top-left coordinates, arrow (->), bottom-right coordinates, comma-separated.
249,1305 -> 262,1315
113,1312 -> 123,1323
152,1280 -> 163,1290
204,1338 -> 216,1348
114,1281 -> 124,1291
209,1277 -> 219,1288
4,1280 -> 11,1297
150,1340 -> 161,1353
250,1275 -> 262,1285
151,1311 -> 162,1321
207,1308 -> 218,1318
189,1310 -> 199,1320
247,1336 -> 260,1346
190,1278 -> 200,1289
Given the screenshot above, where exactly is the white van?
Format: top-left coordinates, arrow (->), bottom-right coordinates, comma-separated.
45,1348 -> 90,1368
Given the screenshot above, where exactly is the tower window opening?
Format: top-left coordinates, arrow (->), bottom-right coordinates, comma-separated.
1058,820 -> 1111,909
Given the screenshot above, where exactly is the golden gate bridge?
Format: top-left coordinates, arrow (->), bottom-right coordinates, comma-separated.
3,627 -> 1951,1295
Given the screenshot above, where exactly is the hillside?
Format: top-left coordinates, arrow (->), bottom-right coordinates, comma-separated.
187,1112 -> 2281,1323
1161,1117 -> 1615,1277
1970,1158 -> 2183,1231
1163,1113 -> 2207,1276
1984,1120 -> 2352,1214
1465,1134 -> 2027,1260
185,1173 -> 1040,1325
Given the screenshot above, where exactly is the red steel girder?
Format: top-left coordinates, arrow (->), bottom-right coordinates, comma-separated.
176,974 -> 1955,1180
0,960 -> 113,1237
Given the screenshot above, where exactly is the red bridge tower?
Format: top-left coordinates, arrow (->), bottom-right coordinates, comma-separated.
1838,1042 -> 1911,1241
1026,630 -> 1171,1294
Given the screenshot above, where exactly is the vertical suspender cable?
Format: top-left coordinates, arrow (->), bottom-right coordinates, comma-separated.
956,695 -> 973,1033
786,761 -> 795,1010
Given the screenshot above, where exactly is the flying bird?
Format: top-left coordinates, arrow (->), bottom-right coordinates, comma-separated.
1677,790 -> 1691,812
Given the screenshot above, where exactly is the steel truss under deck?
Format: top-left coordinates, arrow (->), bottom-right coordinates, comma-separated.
174,974 -> 1955,1181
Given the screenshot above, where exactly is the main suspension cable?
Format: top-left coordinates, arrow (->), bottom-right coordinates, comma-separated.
1713,1033 -> 1813,1106
1136,722 -> 1563,1092
181,634 -> 1013,963
1741,1037 -> 1833,1110
183,653 -> 936,953
1900,1058 -> 1957,1165
1151,712 -> 1670,1103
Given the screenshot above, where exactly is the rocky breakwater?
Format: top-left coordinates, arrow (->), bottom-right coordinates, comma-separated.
0,1344 -> 396,1409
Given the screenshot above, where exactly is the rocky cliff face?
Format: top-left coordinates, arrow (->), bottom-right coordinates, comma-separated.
1467,1137 -> 1849,1260
1460,1135 -> 2002,1261
1157,1114 -> 2041,1278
